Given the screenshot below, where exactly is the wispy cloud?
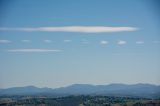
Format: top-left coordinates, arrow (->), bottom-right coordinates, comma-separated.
0,40 -> 11,43
44,40 -> 52,43
0,26 -> 138,33
100,40 -> 108,45
7,49 -> 62,52
21,40 -> 31,43
117,40 -> 127,45
64,39 -> 72,43
136,41 -> 144,44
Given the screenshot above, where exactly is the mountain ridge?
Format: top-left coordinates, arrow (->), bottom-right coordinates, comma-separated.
0,83 -> 160,98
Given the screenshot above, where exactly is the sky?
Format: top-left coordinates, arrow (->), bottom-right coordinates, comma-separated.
0,0 -> 160,88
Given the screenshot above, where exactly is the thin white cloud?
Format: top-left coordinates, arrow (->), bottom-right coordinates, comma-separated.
136,41 -> 144,44
44,40 -> 52,43
0,40 -> 11,43
64,39 -> 72,43
117,40 -> 127,45
100,40 -> 108,45
7,49 -> 62,52
21,40 -> 31,43
0,26 -> 138,33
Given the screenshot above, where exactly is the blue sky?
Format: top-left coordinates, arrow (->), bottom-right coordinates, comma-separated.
0,0 -> 160,88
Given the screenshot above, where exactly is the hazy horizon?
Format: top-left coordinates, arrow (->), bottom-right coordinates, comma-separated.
1,83 -> 160,89
0,0 -> 160,88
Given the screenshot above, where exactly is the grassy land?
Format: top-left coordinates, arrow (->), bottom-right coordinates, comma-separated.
0,95 -> 160,106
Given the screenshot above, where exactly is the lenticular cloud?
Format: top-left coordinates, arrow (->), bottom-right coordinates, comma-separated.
0,26 -> 137,33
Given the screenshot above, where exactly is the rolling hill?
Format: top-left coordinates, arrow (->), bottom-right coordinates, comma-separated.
0,83 -> 160,98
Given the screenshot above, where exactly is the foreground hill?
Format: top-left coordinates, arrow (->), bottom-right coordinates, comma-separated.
0,83 -> 160,98
0,95 -> 160,106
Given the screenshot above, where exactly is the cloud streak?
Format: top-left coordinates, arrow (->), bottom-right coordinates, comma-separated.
100,40 -> 108,45
0,26 -> 137,33
117,40 -> 127,45
44,40 -> 52,43
136,41 -> 144,44
0,40 -> 11,43
7,49 -> 62,52
64,39 -> 72,42
21,40 -> 31,43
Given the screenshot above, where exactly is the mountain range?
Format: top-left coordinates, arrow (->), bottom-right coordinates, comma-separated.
0,83 -> 160,98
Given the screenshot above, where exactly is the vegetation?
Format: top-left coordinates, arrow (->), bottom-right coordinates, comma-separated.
0,95 -> 159,106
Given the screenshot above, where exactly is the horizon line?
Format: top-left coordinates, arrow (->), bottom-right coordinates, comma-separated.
1,83 -> 159,89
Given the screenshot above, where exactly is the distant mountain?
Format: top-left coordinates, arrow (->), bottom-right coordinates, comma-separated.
0,86 -> 52,95
0,83 -> 160,98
